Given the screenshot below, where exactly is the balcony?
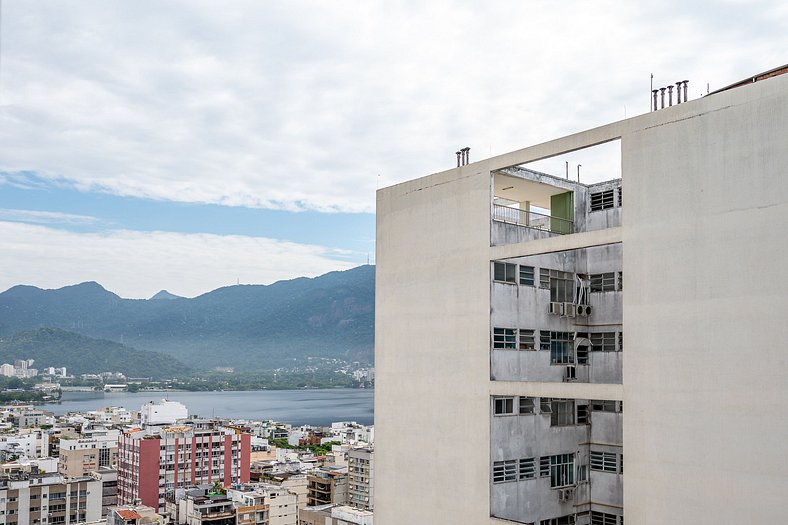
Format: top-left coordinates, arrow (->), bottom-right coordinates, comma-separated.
492,168 -> 579,246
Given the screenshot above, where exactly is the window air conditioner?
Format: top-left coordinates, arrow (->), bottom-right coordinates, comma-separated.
558,487 -> 575,502
549,302 -> 561,315
563,303 -> 576,317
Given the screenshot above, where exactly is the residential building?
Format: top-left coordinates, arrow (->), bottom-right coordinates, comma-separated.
227,484 -> 298,525
0,471 -> 102,525
117,421 -> 250,512
140,400 -> 188,426
90,466 -> 118,517
58,429 -> 119,477
375,66 -> 788,524
306,467 -> 347,507
346,448 -> 373,511
297,504 -> 373,525
107,503 -> 163,525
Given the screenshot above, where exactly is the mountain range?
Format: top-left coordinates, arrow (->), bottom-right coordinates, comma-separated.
0,265 -> 375,372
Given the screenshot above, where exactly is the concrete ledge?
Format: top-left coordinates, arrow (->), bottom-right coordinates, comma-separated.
489,380 -> 623,400
489,227 -> 622,260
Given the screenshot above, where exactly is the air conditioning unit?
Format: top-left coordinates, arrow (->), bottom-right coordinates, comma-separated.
558,487 -> 575,502
564,366 -> 577,382
549,302 -> 561,315
576,304 -> 592,316
563,302 -> 576,317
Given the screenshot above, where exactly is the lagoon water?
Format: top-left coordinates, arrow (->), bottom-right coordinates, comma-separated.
43,389 -> 374,426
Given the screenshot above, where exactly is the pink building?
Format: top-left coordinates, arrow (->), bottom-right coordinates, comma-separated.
117,420 -> 250,511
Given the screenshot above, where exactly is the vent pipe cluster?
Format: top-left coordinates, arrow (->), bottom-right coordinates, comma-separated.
455,147 -> 471,167
652,80 -> 689,111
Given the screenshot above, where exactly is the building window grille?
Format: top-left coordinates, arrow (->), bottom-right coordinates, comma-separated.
550,331 -> 574,364
539,456 -> 550,477
590,451 -> 617,472
577,404 -> 589,424
549,454 -> 575,487
540,397 -> 552,413
493,397 -> 515,416
492,460 -> 517,483
617,271 -> 623,290
591,511 -> 619,525
493,328 -> 516,349
590,400 -> 618,412
539,268 -> 550,289
541,517 -> 576,525
519,457 -> 536,479
550,399 -> 575,426
590,272 -> 616,292
618,331 -> 623,352
590,190 -> 615,211
519,329 -> 536,350
547,269 -> 574,302
520,265 -> 535,286
617,186 -> 623,207
590,332 -> 616,352
519,396 -> 535,414
493,262 -> 517,284
539,331 -> 551,351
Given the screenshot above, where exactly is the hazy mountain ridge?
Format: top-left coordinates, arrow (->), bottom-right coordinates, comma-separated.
0,265 -> 375,370
0,327 -> 191,378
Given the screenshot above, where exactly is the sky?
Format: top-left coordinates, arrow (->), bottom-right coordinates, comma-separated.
1,1 -> 786,298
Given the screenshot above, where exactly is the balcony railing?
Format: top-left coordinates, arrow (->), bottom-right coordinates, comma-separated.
492,204 -> 573,235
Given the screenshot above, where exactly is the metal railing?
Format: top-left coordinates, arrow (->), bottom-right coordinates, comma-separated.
492,204 -> 573,235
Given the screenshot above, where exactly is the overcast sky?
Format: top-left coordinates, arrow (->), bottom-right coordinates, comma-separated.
1,1 -> 786,298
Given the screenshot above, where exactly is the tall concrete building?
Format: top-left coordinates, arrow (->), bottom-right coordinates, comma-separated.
375,66 -> 788,524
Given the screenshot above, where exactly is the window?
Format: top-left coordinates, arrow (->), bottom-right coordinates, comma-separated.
617,186 -> 623,207
494,262 -> 517,284
519,396 -> 535,414
590,399 -> 618,412
617,271 -> 623,290
539,268 -> 550,289
519,329 -> 536,350
549,331 -> 574,364
577,464 -> 588,483
539,331 -> 551,351
590,451 -> 617,472
550,399 -> 575,426
591,511 -> 618,525
590,189 -> 614,211
590,332 -> 616,352
520,265 -> 535,286
549,454 -> 575,487
577,404 -> 589,424
493,460 -> 517,483
618,331 -> 623,352
519,457 -> 536,479
541,517 -> 575,525
590,272 -> 616,292
493,328 -> 516,349
540,397 -> 552,413
493,397 -> 515,415
539,456 -> 550,477
547,269 -> 574,302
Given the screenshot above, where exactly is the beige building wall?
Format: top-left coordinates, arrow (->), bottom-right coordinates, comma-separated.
375,71 -> 788,524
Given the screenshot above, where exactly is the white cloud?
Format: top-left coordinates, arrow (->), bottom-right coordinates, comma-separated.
0,1 -> 786,212
0,208 -> 99,225
0,222 -> 357,299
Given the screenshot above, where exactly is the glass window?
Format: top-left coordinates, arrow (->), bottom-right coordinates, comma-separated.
493,397 -> 515,415
519,265 -> 535,286
493,328 -> 516,349
493,262 -> 517,283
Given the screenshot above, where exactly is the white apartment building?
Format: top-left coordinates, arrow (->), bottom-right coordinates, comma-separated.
375,66 -> 788,524
346,448 -> 373,511
0,472 -> 102,525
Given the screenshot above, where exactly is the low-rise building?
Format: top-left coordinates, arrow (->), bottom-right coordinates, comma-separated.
107,503 -> 163,525
297,504 -> 373,525
0,471 -> 102,524
346,448 -> 373,510
306,467 -> 347,507
58,429 -> 119,477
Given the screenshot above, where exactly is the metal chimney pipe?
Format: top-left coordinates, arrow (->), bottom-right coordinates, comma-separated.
652,90 -> 659,111
668,85 -> 673,106
566,161 -> 569,179
660,87 -> 666,109
461,148 -> 466,166
683,80 -> 689,103
676,82 -> 683,103
456,151 -> 462,167
463,147 -> 470,165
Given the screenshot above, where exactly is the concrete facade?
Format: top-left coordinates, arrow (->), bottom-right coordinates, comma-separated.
375,69 -> 788,524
